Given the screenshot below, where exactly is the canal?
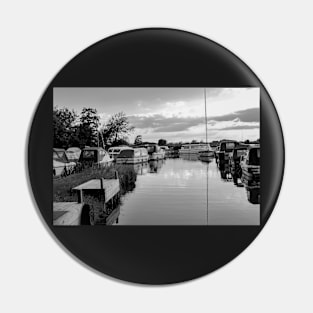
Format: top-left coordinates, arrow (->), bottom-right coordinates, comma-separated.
114,157 -> 260,225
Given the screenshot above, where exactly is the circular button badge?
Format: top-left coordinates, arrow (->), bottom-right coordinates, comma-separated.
28,28 -> 284,284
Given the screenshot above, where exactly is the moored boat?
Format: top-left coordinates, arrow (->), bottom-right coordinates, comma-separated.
229,145 -> 248,177
116,147 -> 149,164
138,144 -> 165,160
216,140 -> 239,164
66,147 -> 81,162
240,145 -> 260,188
108,146 -> 130,160
198,144 -> 215,162
179,143 -> 210,155
78,147 -> 113,167
53,148 -> 76,177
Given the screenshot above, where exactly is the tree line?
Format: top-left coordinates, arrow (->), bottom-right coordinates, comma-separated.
53,107 -> 134,149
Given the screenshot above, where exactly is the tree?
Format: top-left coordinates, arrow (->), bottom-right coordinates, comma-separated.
158,139 -> 167,146
53,106 -> 77,148
101,112 -> 134,145
191,139 -> 197,144
111,138 -> 130,147
77,108 -> 100,147
134,135 -> 142,145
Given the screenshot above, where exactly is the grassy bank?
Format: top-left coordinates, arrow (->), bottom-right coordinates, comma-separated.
53,163 -> 137,202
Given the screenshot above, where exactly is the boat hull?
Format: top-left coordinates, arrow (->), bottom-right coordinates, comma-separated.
116,156 -> 149,164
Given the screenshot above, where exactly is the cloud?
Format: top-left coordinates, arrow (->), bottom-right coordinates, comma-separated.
208,108 -> 259,123
217,125 -> 259,131
128,114 -> 205,133
127,107 -> 259,134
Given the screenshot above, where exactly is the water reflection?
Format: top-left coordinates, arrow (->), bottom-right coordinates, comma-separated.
111,158 -> 259,225
217,159 -> 260,205
149,160 -> 164,173
179,154 -> 200,161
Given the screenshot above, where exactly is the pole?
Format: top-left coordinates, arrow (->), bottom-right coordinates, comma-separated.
204,88 -> 208,145
204,88 -> 209,225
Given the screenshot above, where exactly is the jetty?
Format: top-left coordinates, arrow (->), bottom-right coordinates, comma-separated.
53,174 -> 120,226
73,177 -> 120,204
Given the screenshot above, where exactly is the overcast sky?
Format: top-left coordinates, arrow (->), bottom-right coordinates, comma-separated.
54,87 -> 260,143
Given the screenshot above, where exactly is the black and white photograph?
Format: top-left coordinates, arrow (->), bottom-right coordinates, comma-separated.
53,87 -> 260,225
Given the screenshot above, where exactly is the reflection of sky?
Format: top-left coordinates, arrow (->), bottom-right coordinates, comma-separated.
117,158 -> 260,225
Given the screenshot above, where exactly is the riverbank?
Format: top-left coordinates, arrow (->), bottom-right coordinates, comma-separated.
53,163 -> 137,203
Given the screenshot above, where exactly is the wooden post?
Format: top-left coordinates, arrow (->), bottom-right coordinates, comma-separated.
77,189 -> 83,203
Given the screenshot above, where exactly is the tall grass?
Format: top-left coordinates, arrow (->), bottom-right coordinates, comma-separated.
53,163 -> 138,202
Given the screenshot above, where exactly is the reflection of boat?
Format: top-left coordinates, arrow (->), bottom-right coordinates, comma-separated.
198,145 -> 214,162
179,143 -> 209,155
149,160 -> 164,173
66,147 -> 81,162
219,163 -> 232,181
246,187 -> 260,204
108,146 -> 129,160
166,147 -> 179,158
229,145 -> 248,177
180,153 -> 199,161
240,145 -> 260,188
78,147 -> 113,167
53,148 -> 76,177
119,162 -> 148,175
159,146 -> 169,157
116,147 -> 149,164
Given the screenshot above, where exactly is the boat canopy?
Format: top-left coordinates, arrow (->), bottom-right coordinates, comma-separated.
79,147 -> 108,163
248,147 -> 260,165
220,141 -> 238,152
118,148 -> 148,158
53,148 -> 69,163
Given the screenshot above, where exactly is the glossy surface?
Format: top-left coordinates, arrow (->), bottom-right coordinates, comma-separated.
115,158 -> 259,225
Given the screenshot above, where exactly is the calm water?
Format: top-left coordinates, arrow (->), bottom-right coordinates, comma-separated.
114,157 -> 260,225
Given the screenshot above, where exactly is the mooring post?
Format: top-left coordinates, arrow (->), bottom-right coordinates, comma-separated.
100,177 -> 105,203
77,189 -> 83,203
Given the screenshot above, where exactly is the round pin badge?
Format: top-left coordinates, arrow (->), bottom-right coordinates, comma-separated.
28,28 -> 284,284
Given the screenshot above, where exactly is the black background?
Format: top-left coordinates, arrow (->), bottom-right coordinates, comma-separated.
28,29 -> 284,284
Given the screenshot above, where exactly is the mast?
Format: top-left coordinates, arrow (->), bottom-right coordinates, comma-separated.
204,88 -> 209,225
204,88 -> 208,144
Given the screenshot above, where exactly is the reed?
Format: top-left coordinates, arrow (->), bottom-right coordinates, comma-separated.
53,164 -> 137,202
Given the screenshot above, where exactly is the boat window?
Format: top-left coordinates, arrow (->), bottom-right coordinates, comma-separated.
237,149 -> 247,157
225,142 -> 236,151
119,150 -> 134,158
53,151 -> 68,162
82,150 -> 97,162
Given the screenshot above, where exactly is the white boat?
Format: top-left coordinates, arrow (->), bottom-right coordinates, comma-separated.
240,145 -> 260,188
78,147 -> 113,166
198,146 -> 215,162
149,146 -> 165,160
108,146 -> 130,160
53,148 -> 76,177
66,147 -> 81,162
116,147 -> 149,164
179,143 -> 210,155
138,144 -> 165,160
